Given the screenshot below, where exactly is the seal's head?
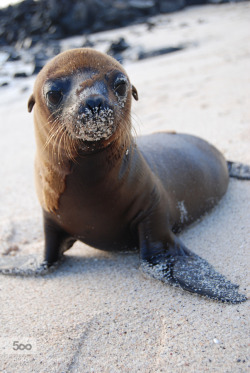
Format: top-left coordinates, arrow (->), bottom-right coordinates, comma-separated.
28,48 -> 138,156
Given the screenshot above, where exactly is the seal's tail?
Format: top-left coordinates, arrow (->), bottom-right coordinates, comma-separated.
227,161 -> 250,180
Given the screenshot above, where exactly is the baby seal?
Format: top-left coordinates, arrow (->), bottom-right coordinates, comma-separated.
6,48 -> 250,303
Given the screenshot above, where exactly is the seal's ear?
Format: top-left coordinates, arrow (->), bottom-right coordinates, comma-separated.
132,85 -> 139,101
28,94 -> 35,113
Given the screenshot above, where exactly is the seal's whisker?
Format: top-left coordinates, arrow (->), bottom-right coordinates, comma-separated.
69,137 -> 80,163
57,126 -> 68,164
50,124 -> 64,164
44,126 -> 63,159
40,109 -> 61,130
130,112 -> 141,138
118,112 -> 133,145
44,121 -> 61,150
64,133 -> 76,163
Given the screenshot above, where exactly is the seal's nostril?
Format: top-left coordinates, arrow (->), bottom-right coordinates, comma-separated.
85,96 -> 107,113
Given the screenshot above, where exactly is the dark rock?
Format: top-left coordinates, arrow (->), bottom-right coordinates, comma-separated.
111,53 -> 124,64
108,37 -> 130,53
60,2 -> 89,35
186,1 -> 206,4
129,0 -> 155,9
0,0 -> 182,48
14,72 -> 28,78
7,51 -> 21,61
32,56 -> 48,75
146,21 -> 156,31
0,82 -> 9,87
107,37 -> 131,64
82,39 -> 95,48
157,0 -> 186,13
138,45 -> 185,60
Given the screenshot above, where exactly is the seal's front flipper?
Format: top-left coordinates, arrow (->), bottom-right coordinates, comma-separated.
139,233 -> 246,303
141,252 -> 246,303
171,255 -> 246,303
43,212 -> 75,266
227,161 -> 250,180
0,212 -> 75,277
0,254 -> 62,276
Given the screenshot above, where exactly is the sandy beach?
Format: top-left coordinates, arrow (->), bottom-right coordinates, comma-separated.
0,2 -> 249,372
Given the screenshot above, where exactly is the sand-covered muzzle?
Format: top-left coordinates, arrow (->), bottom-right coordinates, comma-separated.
60,76 -> 122,142
75,106 -> 116,141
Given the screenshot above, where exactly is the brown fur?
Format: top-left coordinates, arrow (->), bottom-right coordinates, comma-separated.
24,48 -> 247,304
28,48 -> 138,212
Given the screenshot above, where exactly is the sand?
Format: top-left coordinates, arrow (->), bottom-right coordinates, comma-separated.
0,3 -> 249,372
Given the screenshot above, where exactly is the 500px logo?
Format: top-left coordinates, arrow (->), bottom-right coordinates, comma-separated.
13,341 -> 33,351
0,338 -> 37,354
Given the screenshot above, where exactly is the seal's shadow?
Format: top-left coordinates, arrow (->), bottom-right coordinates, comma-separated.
48,249 -> 140,279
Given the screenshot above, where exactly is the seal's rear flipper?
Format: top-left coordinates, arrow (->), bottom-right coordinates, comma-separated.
140,252 -> 246,304
227,161 -> 250,180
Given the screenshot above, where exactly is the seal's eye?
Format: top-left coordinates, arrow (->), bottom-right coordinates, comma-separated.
46,91 -> 63,106
114,78 -> 127,97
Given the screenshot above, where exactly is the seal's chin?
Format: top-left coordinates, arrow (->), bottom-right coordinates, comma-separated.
72,108 -> 116,142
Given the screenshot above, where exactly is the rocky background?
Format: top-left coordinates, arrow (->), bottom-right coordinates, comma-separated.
0,0 -> 247,47
0,0 -> 248,85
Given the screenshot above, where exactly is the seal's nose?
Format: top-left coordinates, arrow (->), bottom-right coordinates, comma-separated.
84,95 -> 109,114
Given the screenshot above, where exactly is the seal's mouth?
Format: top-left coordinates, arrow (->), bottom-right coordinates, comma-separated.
74,107 -> 116,142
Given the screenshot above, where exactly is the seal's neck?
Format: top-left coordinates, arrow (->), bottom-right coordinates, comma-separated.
35,123 -> 133,213
71,132 -> 133,183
